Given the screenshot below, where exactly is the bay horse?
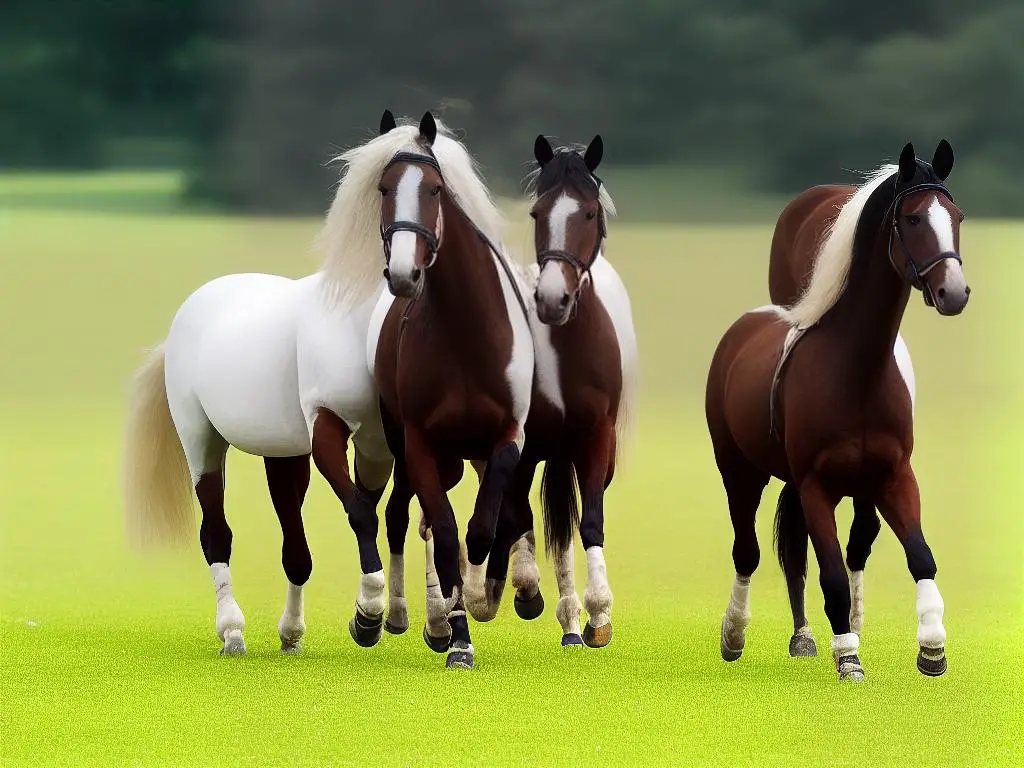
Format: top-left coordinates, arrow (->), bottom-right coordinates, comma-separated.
121,119 -> 407,654
463,135 -> 639,648
705,140 -> 968,681
767,185 -> 917,658
327,111 -> 535,670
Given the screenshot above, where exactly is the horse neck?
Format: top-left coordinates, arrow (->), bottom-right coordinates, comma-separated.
822,223 -> 911,387
423,193 -> 507,334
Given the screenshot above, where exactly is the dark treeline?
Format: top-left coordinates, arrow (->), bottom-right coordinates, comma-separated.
3,0 -> 1022,214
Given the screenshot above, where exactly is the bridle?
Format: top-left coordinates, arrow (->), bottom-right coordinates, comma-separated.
379,150 -> 443,281
535,174 -> 607,313
886,178 -> 961,307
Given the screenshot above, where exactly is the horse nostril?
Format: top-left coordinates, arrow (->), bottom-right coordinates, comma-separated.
411,267 -> 422,282
937,287 -> 946,299
559,294 -> 570,308
965,285 -> 971,296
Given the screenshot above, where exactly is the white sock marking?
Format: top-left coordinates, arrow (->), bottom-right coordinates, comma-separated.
356,570 -> 385,618
916,578 -> 946,649
584,546 -> 613,628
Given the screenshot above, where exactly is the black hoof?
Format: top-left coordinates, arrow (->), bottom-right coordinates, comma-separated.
789,632 -> 818,658
348,610 -> 383,648
917,647 -> 947,677
514,589 -> 544,620
384,620 -> 408,635
720,644 -> 742,662
422,624 -> 451,654
446,644 -> 474,670
583,621 -> 612,648
561,633 -> 584,648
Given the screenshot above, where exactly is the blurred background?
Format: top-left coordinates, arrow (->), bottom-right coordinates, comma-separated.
4,0 -> 1024,217
2,3 -> 1022,763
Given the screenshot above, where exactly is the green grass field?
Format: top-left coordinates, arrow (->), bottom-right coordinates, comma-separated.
1,174 -> 1022,766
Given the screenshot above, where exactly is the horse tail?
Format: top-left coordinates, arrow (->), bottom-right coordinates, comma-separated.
773,482 -> 808,582
121,343 -> 194,549
540,457 -> 579,557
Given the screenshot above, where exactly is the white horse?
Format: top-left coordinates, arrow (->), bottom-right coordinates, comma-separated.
121,126 -> 422,656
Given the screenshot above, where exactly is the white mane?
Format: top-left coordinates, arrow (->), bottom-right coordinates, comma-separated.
316,117 -> 510,309
787,164 -> 898,329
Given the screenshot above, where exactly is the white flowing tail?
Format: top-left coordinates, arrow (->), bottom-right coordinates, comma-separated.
121,344 -> 194,549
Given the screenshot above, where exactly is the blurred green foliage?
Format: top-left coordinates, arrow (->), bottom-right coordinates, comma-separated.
3,0 -> 1022,215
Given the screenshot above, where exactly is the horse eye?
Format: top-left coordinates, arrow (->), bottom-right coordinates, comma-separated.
585,211 -> 596,221
430,186 -> 441,197
906,215 -> 920,226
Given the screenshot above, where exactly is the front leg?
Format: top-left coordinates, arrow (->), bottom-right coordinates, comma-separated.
577,420 -> 616,648
463,433 -> 522,622
874,463 -> 947,677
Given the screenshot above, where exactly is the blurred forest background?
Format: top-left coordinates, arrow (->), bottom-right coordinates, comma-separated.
3,0 -> 1022,216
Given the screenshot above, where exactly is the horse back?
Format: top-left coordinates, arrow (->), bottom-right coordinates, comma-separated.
768,185 -> 856,307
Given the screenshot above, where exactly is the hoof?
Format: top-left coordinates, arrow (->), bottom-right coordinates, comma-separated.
789,632 -> 818,658
917,647 -> 947,677
446,642 -> 474,670
422,624 -> 451,654
561,633 -> 584,648
348,609 -> 383,648
514,589 -> 544,621
720,617 -> 742,661
220,629 -> 246,657
836,654 -> 866,682
280,640 -> 302,655
583,621 -> 612,648
384,618 -> 409,635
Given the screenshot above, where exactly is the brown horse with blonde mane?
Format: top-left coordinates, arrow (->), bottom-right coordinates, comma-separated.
331,111 -> 535,670
705,140 -> 969,682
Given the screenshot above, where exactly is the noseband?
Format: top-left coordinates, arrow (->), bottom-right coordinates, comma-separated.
887,180 -> 961,304
535,178 -> 607,312
379,151 -> 443,278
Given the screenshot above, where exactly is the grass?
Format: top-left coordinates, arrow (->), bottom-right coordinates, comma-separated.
1,174 -> 1022,766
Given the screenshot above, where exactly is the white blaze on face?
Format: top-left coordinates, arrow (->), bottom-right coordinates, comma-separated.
388,165 -> 424,281
925,195 -> 967,294
537,193 -> 579,306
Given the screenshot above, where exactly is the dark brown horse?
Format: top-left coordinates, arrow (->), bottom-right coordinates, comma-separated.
705,141 -> 968,682
356,111 -> 534,670
472,135 -> 639,648
768,182 -> 917,658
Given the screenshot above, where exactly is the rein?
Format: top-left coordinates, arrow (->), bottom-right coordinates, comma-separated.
886,180 -> 961,306
379,150 -> 530,322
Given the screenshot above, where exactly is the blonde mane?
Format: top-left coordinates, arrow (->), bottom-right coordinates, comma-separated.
315,117 -> 511,309
787,164 -> 898,329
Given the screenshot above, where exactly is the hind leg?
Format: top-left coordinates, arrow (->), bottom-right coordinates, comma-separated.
847,497 -> 881,636
717,461 -> 769,662
774,483 -> 817,657
311,408 -> 386,648
574,419 -> 617,648
488,457 -> 541,621
264,455 -> 312,654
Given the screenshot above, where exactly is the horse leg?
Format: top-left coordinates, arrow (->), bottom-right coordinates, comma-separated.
310,408 -> 385,648
421,457 -> 464,652
553,543 -> 583,647
404,427 -> 473,669
874,464 -> 947,677
264,455 -> 312,654
195,452 -> 247,657
718,462 -> 768,662
577,419 -> 616,649
847,497 -> 881,636
492,458 -> 541,620
773,482 -> 817,657
463,433 -> 522,622
801,477 -> 862,682
383,460 -> 413,635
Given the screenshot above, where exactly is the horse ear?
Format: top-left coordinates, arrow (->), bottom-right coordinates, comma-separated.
932,139 -> 954,181
898,142 -> 916,183
418,112 -> 437,146
534,135 -> 554,167
584,135 -> 604,172
379,109 -> 397,135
